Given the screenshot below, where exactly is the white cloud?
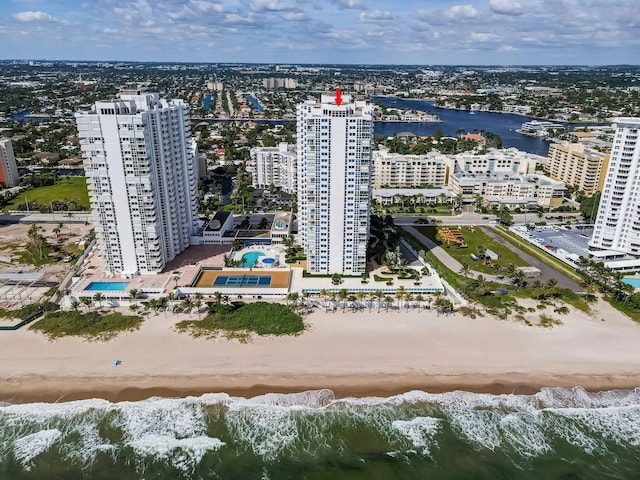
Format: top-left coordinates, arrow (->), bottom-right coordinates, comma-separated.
334,0 -> 365,10
358,10 -> 393,23
13,10 -> 55,22
443,4 -> 478,21
489,0 -> 523,16
242,0 -> 294,12
281,11 -> 307,21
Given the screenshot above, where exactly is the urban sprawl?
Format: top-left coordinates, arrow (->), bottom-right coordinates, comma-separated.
0,62 -> 640,324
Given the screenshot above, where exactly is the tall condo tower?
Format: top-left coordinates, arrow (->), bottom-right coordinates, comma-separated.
76,92 -> 198,276
0,138 -> 20,188
296,93 -> 373,275
589,118 -> 640,255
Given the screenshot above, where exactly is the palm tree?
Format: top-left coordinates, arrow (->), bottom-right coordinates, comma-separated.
128,288 -> 139,301
531,280 -> 543,299
374,290 -> 384,313
319,288 -> 328,309
459,262 -> 471,278
383,296 -> 394,312
545,278 -> 558,298
213,291 -> 223,306
355,291 -> 366,310
415,294 -> 425,311
93,292 -> 105,308
80,296 -> 92,312
328,291 -> 337,310
405,292 -> 414,310
338,289 -> 348,312
286,292 -> 300,307
70,300 -> 80,312
194,299 -> 203,317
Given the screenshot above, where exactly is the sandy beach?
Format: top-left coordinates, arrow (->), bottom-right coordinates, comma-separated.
1,298 -> 640,403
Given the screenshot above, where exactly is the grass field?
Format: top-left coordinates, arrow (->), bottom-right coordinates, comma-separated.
4,177 -> 89,212
414,225 -> 530,274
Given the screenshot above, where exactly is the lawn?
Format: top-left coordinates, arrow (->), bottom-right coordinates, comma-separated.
4,177 -> 90,212
414,225 -> 530,274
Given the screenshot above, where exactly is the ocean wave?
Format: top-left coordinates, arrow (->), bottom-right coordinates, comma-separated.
1,387 -> 640,473
12,429 -> 61,470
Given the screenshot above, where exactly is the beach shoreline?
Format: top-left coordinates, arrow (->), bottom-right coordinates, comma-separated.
2,372 -> 640,404
1,297 -> 640,405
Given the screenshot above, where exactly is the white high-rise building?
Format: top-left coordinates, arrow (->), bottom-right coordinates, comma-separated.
590,118 -> 640,255
297,94 -> 373,275
76,92 -> 198,276
248,143 -> 297,194
0,138 -> 19,188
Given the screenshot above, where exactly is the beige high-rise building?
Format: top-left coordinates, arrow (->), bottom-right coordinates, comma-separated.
546,141 -> 609,196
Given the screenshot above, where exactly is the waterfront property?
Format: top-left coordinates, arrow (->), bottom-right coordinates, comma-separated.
297,94 -> 374,275
589,118 -> 640,260
76,92 -> 199,276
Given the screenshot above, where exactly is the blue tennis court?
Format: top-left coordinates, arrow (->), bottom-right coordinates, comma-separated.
213,275 -> 272,287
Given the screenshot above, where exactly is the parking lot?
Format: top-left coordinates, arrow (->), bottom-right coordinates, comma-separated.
511,225 -> 594,266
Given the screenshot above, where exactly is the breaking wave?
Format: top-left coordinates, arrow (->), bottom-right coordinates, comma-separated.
1,387 -> 639,475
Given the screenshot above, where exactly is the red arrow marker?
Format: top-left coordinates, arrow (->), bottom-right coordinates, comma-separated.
335,88 -> 342,106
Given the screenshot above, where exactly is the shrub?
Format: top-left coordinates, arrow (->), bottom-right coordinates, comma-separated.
539,314 -> 563,328
30,311 -> 143,341
176,302 -> 304,339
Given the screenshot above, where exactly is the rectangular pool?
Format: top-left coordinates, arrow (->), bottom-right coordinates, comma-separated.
213,275 -> 272,287
84,281 -> 130,291
622,277 -> 640,289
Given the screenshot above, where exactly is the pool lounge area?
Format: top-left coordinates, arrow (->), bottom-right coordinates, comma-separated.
233,245 -> 282,268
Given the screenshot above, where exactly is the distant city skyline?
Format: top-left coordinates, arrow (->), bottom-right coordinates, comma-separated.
1,0 -> 638,65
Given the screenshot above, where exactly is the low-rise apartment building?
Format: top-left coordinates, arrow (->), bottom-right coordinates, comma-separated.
372,148 -> 448,188
449,172 -> 566,208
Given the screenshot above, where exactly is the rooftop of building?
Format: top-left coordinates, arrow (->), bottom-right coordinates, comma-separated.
372,188 -> 452,198
453,172 -> 564,186
204,211 -> 232,232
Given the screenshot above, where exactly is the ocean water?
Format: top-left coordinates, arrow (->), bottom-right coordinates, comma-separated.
1,387 -> 640,479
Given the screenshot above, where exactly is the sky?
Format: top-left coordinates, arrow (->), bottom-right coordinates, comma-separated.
1,0 -> 639,65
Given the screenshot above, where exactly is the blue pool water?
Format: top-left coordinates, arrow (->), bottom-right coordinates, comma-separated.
622,277 -> 640,288
84,282 -> 130,291
240,251 -> 265,266
262,257 -> 276,264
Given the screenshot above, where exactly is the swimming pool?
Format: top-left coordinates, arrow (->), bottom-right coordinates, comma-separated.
240,251 -> 265,266
84,282 -> 130,291
622,277 -> 640,289
262,257 -> 276,265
